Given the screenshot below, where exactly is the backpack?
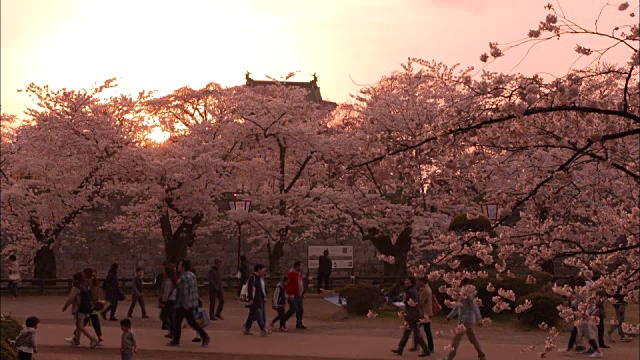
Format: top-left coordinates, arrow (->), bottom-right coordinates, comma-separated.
272,284 -> 285,308
431,294 -> 442,315
78,286 -> 93,314
13,330 -> 32,349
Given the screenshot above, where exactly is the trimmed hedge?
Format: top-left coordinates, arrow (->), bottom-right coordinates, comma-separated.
0,316 -> 22,360
430,272 -> 555,317
448,214 -> 499,270
339,284 -> 385,315
516,292 -> 565,327
471,273 -> 553,316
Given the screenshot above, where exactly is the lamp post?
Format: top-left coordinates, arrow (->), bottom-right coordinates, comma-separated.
480,203 -> 500,223
229,197 -> 251,271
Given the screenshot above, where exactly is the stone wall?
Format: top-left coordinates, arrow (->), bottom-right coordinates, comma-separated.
54,202 -> 384,279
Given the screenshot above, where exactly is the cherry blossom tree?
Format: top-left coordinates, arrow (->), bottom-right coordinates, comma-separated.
347,3 -> 638,353
103,83 -> 241,263
0,80 -> 150,278
230,83 -> 338,272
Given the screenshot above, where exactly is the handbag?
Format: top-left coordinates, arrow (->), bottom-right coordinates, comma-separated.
236,270 -> 242,279
194,308 -> 211,328
238,282 -> 251,305
8,273 -> 20,282
93,300 -> 107,311
432,294 -> 442,315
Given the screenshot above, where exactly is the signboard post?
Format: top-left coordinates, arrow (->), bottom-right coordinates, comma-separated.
307,246 -> 353,269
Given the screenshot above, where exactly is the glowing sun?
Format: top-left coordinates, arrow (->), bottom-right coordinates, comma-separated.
147,128 -> 171,143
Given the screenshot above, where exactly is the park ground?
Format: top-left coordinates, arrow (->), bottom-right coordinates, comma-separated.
1,292 -> 638,360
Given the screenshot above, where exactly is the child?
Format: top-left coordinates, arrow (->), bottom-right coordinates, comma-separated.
128,267 -> 148,318
270,276 -> 289,331
14,316 -> 39,360
120,319 -> 137,360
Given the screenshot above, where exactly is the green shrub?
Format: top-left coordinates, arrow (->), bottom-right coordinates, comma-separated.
339,284 -> 385,315
0,316 -> 22,360
448,214 -> 499,270
427,272 -> 555,317
472,274 -> 556,316
516,292 -> 565,327
449,214 -> 492,232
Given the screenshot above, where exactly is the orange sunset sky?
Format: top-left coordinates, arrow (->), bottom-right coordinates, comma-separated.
1,0 -> 630,118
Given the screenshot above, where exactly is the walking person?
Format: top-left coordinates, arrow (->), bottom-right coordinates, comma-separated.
86,268 -> 105,343
208,259 -> 224,320
67,268 -> 105,345
243,264 -> 270,336
6,254 -> 21,299
607,292 -> 631,343
14,316 -> 39,360
270,275 -> 290,331
286,261 -> 308,329
444,277 -> 486,360
317,249 -> 332,293
160,265 -> 177,339
237,255 -> 250,298
120,319 -> 137,360
101,263 -> 124,321
127,267 -> 148,319
391,277 -> 430,357
595,297 -> 610,349
167,259 -> 210,347
558,288 -> 605,357
410,276 -> 435,353
156,262 -> 169,329
62,272 -> 100,348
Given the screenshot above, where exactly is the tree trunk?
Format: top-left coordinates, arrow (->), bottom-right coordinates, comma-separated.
33,246 -> 57,284
165,232 -> 190,265
366,227 -> 412,277
160,207 -> 202,264
267,241 -> 285,275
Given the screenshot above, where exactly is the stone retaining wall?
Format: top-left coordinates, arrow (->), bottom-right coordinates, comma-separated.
54,203 -> 384,279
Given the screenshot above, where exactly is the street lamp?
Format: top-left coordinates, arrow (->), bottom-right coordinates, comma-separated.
480,203 -> 500,223
229,197 -> 251,271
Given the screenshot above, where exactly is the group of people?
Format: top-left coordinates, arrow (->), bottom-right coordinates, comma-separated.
390,276 -> 485,360
557,277 -> 632,358
59,264 -> 139,359
241,260 -> 308,335
6,254 -> 635,360
57,258 -> 213,359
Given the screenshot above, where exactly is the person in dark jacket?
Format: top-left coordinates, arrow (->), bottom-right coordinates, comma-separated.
317,249 -> 332,293
237,255 -> 250,298
243,264 -> 270,336
101,263 -> 123,321
160,265 -> 177,339
127,267 -> 148,318
208,259 -> 224,320
391,277 -> 430,357
270,276 -> 290,331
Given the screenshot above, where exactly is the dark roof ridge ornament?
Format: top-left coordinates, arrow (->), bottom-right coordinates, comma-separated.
245,71 -> 253,85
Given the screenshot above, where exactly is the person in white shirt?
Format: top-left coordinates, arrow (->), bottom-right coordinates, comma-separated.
7,254 -> 21,299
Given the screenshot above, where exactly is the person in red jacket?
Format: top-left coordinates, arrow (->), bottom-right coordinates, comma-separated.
285,261 -> 307,329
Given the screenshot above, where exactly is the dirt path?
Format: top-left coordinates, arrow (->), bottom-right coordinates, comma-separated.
3,294 -> 638,360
